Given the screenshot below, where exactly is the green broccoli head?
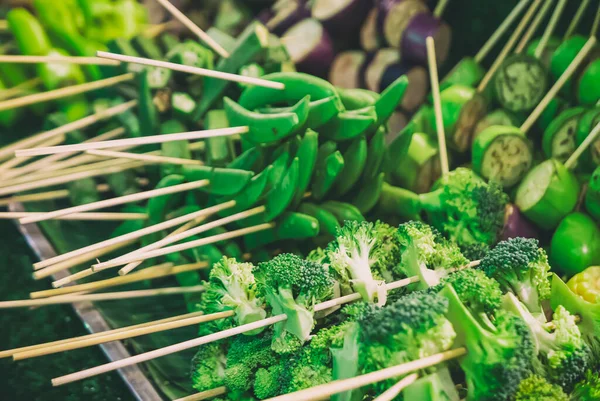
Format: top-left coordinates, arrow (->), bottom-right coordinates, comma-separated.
460,242 -> 490,261
572,370 -> 600,401
190,342 -> 228,392
199,257 -> 266,335
515,375 -> 568,401
358,292 -> 456,394
419,168 -> 508,248
253,365 -> 284,399
441,285 -> 535,401
439,268 -> 503,319
254,253 -> 333,352
369,221 -> 402,282
480,237 -> 551,315
326,221 -> 391,305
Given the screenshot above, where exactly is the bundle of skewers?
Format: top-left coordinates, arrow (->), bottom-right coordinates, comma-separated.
0,0 -> 600,400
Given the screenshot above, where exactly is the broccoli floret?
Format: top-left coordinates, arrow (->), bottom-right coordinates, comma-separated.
326,221 -> 398,304
254,254 -> 333,353
396,221 -> 468,289
515,375 -> 568,401
479,237 -> 551,315
199,257 -> 266,335
370,221 -> 402,282
358,292 -> 456,394
224,333 -> 281,394
503,293 -> 591,392
419,168 -> 508,248
572,370 -> 600,401
191,342 -> 228,392
438,268 -> 503,320
441,285 -> 535,401
461,242 -> 490,261
254,364 -> 284,399
306,247 -> 327,264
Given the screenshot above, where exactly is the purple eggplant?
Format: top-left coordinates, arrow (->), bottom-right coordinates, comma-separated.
501,203 -> 539,241
261,0 -> 311,36
401,12 -> 452,65
377,0 -> 429,49
361,8 -> 384,51
329,50 -> 368,89
364,48 -> 429,112
312,0 -> 371,39
282,18 -> 335,78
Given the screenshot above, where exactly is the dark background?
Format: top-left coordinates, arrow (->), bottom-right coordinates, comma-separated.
0,0 -> 596,399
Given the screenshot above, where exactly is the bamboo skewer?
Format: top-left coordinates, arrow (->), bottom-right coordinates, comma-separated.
91,222 -> 275,270
154,0 -> 230,58
16,126 -> 249,157
0,184 -> 111,207
372,373 -> 420,401
0,285 -> 205,309
427,37 -> 449,176
174,388 -> 228,401
0,310 -> 205,359
86,149 -> 204,166
33,201 -> 236,270
477,0 -> 542,93
0,55 -> 121,65
97,51 -> 284,90
515,0 -> 554,54
475,0 -> 531,62
0,212 -> 147,221
33,262 -> 207,299
0,73 -> 135,112
521,36 -> 598,134
3,127 -> 127,180
0,134 -> 66,173
265,349 -> 467,401
19,179 -> 210,224
592,3 -> 600,38
433,0 -> 449,18
50,277 -> 419,386
564,0 -> 591,40
0,100 -> 136,161
13,311 -> 234,360
94,206 -> 266,272
0,20 -> 7,30
565,121 -> 600,169
534,0 -> 568,59
0,77 -> 42,101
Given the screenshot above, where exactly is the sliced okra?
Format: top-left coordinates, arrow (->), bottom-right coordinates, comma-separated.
334,135 -> 368,196
206,109 -> 234,168
494,54 -> 548,113
238,63 -> 265,89
472,125 -> 533,188
311,151 -> 345,200
224,95 -> 310,144
542,107 -> 586,164
298,203 -> 340,237
320,201 -> 365,224
167,40 -> 214,69
181,165 -> 254,196
171,92 -> 197,121
352,172 -> 385,214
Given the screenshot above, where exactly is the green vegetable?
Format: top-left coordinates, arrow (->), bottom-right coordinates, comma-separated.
182,165 -> 254,196
391,131 -> 441,193
571,370 -> 600,401
298,203 -> 340,237
550,212 -> 600,277
137,69 -> 158,136
352,172 -> 384,215
494,54 -> 548,113
514,375 -> 568,401
191,342 -> 227,392
515,159 -> 580,230
585,166 -> 600,221
291,129 -> 318,207
575,107 -> 600,169
311,151 -> 344,200
320,201 -> 365,225
542,107 -> 585,163
7,8 -> 52,55
402,368 -> 460,401
479,237 -> 551,315
171,92 -> 197,121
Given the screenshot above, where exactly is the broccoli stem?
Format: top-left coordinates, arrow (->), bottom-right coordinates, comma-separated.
417,188 -> 445,213
236,302 -> 267,335
378,183 -> 423,218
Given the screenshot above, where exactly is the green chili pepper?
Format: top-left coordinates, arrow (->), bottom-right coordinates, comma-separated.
257,96 -> 341,131
224,95 -> 310,144
181,165 -> 254,196
298,203 -> 341,237
362,127 -> 386,183
585,167 -> 600,222
383,124 -> 415,176
138,69 -> 158,136
291,129 -> 319,207
550,212 -> 600,277
7,8 -> 52,56
515,159 -> 580,230
320,201 -> 365,224
353,172 -> 385,214
335,135 -> 368,196
311,151 -> 344,200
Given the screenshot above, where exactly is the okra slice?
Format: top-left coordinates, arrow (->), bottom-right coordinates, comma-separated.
542,107 -> 586,163
472,125 -> 533,188
171,92 -> 197,122
391,132 -> 441,193
515,159 -> 580,230
494,54 -> 548,113
205,109 -> 234,167
224,95 -> 309,144
576,107 -> 600,168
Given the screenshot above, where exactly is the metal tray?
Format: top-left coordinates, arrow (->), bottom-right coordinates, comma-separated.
11,202 -> 164,401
